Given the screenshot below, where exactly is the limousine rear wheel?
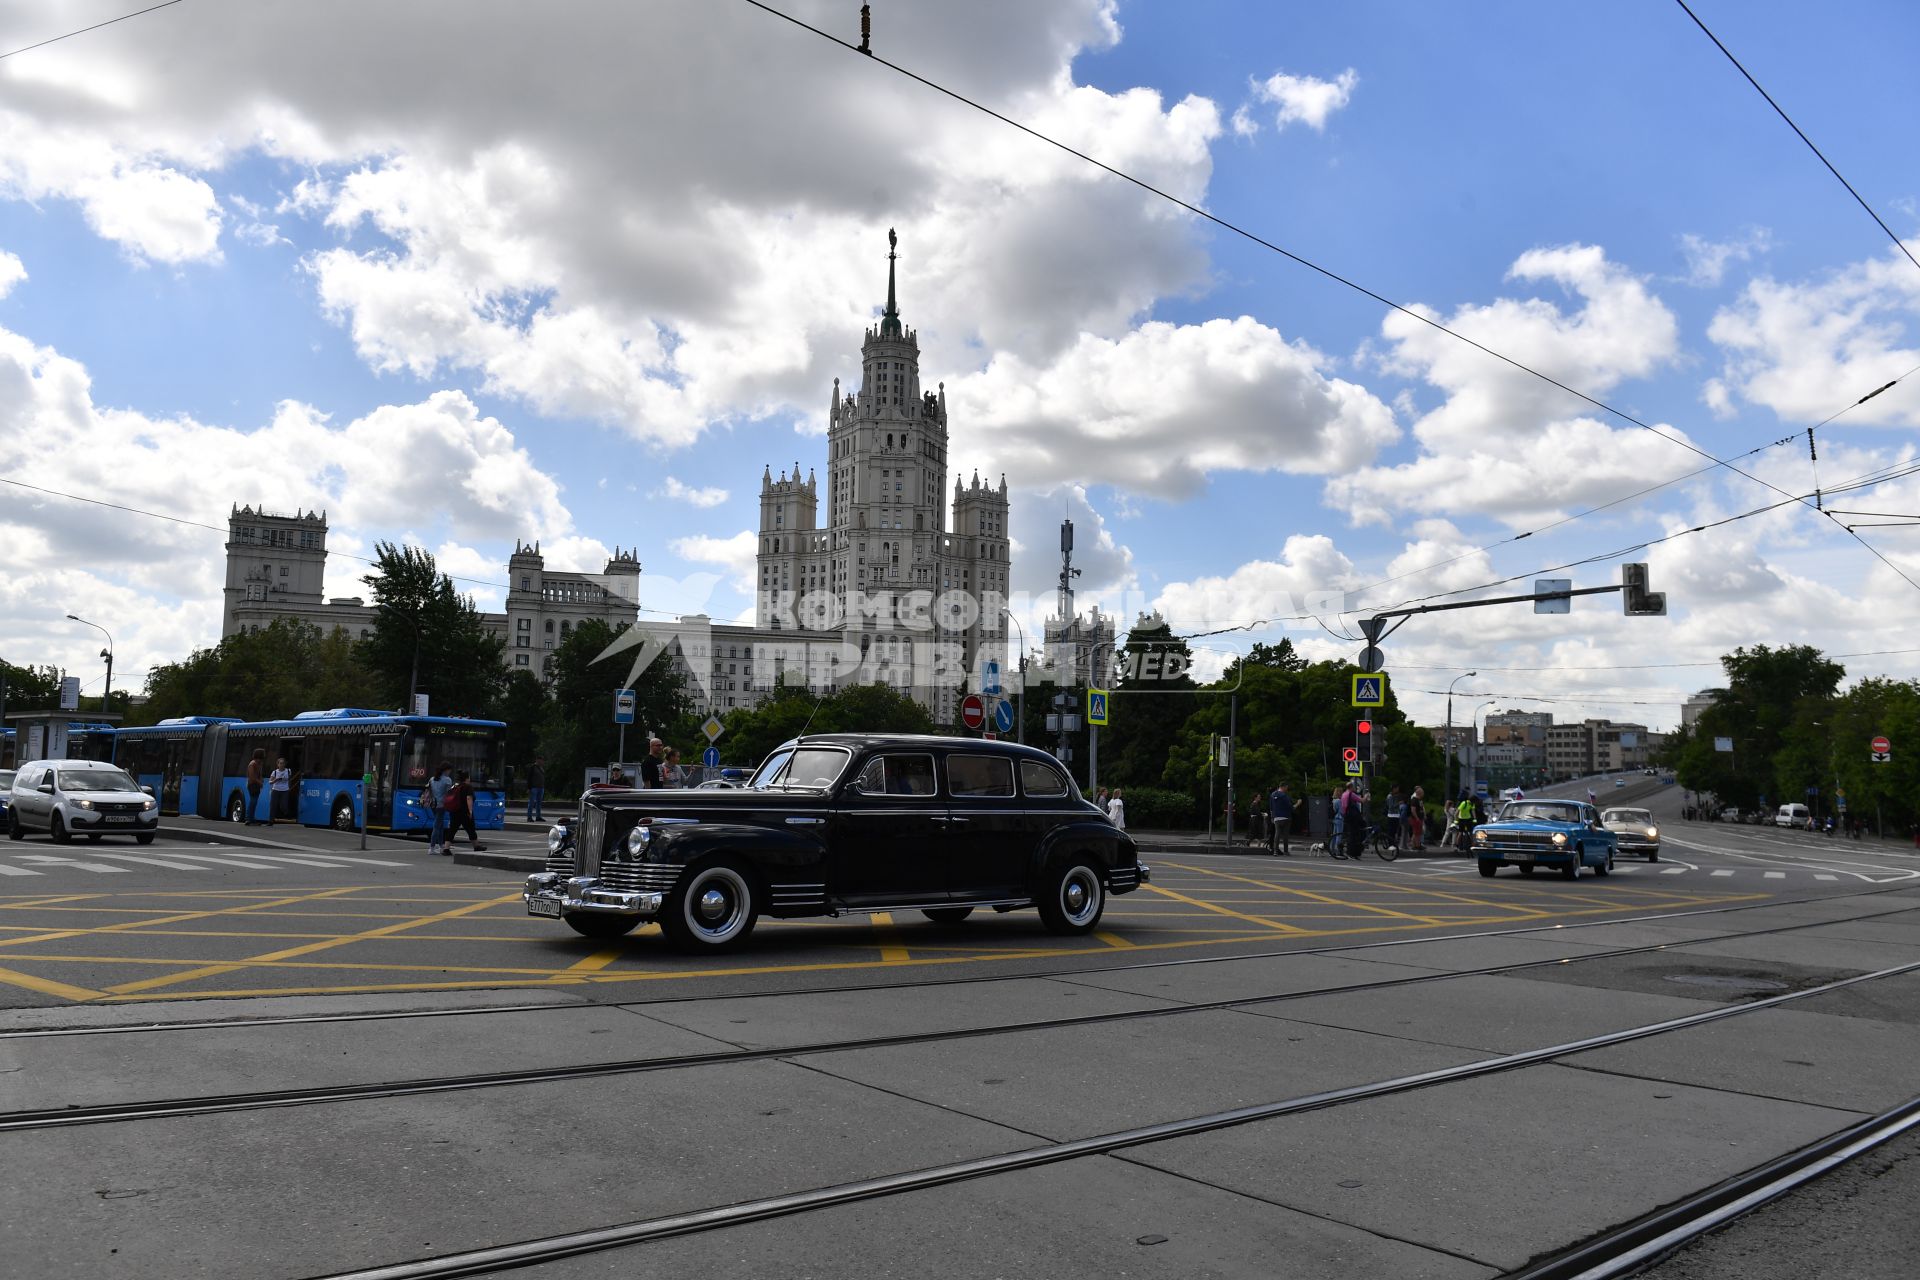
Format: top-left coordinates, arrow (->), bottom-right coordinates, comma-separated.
661,858 -> 758,951
1039,860 -> 1105,936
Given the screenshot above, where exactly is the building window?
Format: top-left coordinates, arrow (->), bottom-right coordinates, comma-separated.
545,620 -> 554,633
516,654 -> 529,666
517,618 -> 530,631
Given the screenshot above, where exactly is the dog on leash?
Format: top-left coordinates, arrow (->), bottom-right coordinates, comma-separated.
1309,841 -> 1327,853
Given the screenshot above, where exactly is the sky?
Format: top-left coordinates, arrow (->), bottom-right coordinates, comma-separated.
2,0 -> 1918,734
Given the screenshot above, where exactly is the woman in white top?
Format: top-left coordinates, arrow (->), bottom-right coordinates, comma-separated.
1106,788 -> 1126,830
269,758 -> 293,824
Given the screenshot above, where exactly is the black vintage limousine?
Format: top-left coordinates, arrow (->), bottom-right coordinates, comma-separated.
524,734 -> 1147,950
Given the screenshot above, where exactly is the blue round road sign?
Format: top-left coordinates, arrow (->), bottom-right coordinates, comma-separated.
702,746 -> 721,768
994,699 -> 1015,732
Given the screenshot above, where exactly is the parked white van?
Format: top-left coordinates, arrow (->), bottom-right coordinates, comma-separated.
1774,803 -> 1811,828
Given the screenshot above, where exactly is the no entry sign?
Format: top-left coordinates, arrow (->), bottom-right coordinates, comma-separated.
960,694 -> 986,731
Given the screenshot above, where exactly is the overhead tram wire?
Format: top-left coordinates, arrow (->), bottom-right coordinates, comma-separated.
743,0 -> 1919,618
743,1 -> 1816,512
0,0 -> 187,62
0,474 -> 694,620
1674,0 -> 1920,277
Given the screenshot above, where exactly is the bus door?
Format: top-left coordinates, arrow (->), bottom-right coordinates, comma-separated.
196,724 -> 229,820
160,737 -> 186,815
366,734 -> 401,829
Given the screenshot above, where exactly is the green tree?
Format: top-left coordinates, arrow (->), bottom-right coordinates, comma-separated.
1098,615 -> 1199,789
360,542 -> 506,717
1829,677 -> 1920,836
715,678 -> 937,771
137,619 -> 376,723
498,669 -> 553,781
1675,645 -> 1845,810
536,620 -> 690,794
0,660 -> 63,712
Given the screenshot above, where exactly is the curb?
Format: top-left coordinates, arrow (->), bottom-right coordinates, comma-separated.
453,851 -> 544,873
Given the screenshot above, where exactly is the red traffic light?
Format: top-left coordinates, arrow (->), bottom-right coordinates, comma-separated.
1357,720 -> 1372,733
1342,747 -> 1358,763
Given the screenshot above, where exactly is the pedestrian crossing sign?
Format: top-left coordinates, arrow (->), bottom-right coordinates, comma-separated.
1087,688 -> 1109,726
1344,759 -> 1364,777
1351,673 -> 1386,708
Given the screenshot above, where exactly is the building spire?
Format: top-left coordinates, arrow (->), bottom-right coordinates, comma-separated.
879,227 -> 902,340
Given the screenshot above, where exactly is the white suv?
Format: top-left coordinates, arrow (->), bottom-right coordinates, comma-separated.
7,759 -> 160,845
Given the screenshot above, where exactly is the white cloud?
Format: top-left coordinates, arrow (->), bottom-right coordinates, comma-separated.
0,112 -> 223,264
1151,534 -> 1358,633
669,530 -> 758,597
0,249 -> 23,298
656,477 -> 729,508
950,316 -> 1399,499
1230,104 -> 1259,138
1247,68 -> 1358,133
1676,227 -> 1773,287
1706,243 -> 1920,427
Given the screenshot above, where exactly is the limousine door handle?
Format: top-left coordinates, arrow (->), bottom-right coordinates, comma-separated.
784,817 -> 825,826
942,816 -> 969,825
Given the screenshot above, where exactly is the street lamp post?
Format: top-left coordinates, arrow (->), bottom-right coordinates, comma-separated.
1001,608 -> 1027,745
1470,700 -> 1498,798
1445,671 -> 1478,801
65,614 -> 113,713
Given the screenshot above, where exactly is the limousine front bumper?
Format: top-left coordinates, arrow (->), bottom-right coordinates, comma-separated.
522,872 -> 663,920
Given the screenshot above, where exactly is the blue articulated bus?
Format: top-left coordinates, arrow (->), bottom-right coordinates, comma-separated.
193,708 -> 506,832
112,717 -> 242,817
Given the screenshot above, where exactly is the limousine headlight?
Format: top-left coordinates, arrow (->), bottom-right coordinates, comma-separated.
627,823 -> 652,856
546,824 -> 572,854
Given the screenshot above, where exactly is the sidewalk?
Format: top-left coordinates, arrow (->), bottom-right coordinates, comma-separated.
1129,828 -> 1466,860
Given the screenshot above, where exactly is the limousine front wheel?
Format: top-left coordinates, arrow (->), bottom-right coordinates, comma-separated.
1039,860 -> 1105,936
661,859 -> 759,952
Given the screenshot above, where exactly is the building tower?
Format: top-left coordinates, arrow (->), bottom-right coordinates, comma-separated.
221,504 -> 331,637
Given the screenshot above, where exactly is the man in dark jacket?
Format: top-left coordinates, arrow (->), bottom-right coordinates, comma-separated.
1268,783 -> 1294,856
525,756 -> 546,822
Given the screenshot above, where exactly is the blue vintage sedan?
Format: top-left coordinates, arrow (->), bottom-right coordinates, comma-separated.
1474,798 -> 1619,879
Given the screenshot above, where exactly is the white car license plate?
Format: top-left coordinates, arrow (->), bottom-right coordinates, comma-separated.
527,897 -> 562,918
103,815 -> 136,824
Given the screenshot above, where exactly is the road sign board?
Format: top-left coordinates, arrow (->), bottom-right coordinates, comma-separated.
983,661 -> 1001,696
1871,735 -> 1891,753
1344,759 -> 1364,777
1534,578 -> 1572,614
702,746 -> 721,768
1714,737 -> 1734,753
994,699 -> 1015,733
1357,645 -> 1385,671
613,690 -> 636,725
1872,751 -> 1891,763
701,715 -> 725,743
1087,688 -> 1109,726
1351,673 -> 1386,708
983,731 -> 997,740
960,694 -> 986,730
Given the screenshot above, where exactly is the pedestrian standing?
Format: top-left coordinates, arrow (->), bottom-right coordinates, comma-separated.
1409,786 -> 1426,848
641,739 -> 666,789
1330,788 -> 1345,853
444,770 -> 487,853
664,747 -> 686,787
1247,791 -> 1265,846
425,761 -> 453,855
1342,784 -> 1368,859
1385,785 -> 1405,851
1095,787 -> 1110,813
1268,783 -> 1293,856
269,757 -> 292,824
244,749 -> 266,826
526,755 -> 546,822
1106,788 -> 1126,830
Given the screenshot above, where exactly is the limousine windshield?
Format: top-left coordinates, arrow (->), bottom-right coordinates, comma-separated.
749,745 -> 852,792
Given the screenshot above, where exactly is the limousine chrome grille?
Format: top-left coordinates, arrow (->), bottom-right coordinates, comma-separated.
575,806 -> 608,877
1107,866 -> 1141,892
544,845 -> 572,876
600,862 -> 683,895
768,882 -> 826,911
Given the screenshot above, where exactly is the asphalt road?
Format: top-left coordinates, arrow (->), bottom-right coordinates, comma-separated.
1,789 -> 1916,1278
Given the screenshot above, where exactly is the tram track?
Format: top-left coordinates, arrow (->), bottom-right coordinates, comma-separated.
5,894 -> 1917,1135
291,958 -> 1920,1280
5,874 -> 1913,1043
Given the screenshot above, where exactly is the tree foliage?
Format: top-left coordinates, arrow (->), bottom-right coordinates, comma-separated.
136,620 -> 375,724
1672,644 -> 1846,811
714,679 -> 936,772
360,542 -> 506,717
534,621 -> 689,795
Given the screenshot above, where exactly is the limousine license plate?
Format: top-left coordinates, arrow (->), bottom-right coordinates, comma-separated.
527,897 -> 562,918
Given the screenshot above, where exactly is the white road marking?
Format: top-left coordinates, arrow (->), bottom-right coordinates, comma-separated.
18,855 -> 131,874
1711,870 -> 1735,877
1662,866 -> 1687,874
0,862 -> 43,876
86,853 -> 213,871
1764,871 -> 1787,879
1816,874 -> 1838,881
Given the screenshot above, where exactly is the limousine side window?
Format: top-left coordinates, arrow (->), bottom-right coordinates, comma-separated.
948,754 -> 1014,798
1019,759 -> 1069,797
852,753 -> 937,796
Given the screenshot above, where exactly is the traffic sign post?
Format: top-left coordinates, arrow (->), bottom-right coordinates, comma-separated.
960,694 -> 986,732
994,699 -> 1015,733
1352,673 -> 1386,708
1871,735 -> 1891,763
701,715 -> 726,743
702,746 -> 721,768
613,689 -> 636,763
1087,688 -> 1109,726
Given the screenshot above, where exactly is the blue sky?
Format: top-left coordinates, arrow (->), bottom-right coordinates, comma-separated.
2,0 -> 1916,729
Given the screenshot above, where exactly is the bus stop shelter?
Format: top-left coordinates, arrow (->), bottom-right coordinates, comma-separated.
3,711 -> 123,763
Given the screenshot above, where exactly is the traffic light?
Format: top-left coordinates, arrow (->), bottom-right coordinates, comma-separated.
1355,718 -> 1373,763
1621,562 -> 1667,616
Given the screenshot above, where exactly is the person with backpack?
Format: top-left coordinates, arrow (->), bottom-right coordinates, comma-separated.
1268,783 -> 1293,856
443,769 -> 487,853
1455,792 -> 1476,854
422,762 -> 453,856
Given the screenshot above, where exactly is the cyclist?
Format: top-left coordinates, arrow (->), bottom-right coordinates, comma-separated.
1454,791 -> 1476,854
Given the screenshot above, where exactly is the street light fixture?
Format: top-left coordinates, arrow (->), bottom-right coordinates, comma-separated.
1445,671 -> 1477,800
65,614 -> 113,714
1470,699 -> 1498,796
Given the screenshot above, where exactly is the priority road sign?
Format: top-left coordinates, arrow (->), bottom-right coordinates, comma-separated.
1087,688 -> 1109,726
701,715 -> 726,743
702,746 -> 721,768
994,699 -> 1015,733
960,694 -> 986,731
1351,673 -> 1386,708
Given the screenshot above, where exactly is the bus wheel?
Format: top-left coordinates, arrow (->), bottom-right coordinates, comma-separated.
227,793 -> 246,823
331,798 -> 356,831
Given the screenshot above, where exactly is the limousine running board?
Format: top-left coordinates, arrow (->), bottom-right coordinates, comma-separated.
823,898 -> 1034,918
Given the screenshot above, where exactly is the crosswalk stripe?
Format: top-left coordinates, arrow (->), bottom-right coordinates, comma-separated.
18,855 -> 131,874
152,852 -> 290,870
87,853 -> 214,871
1816,874 -> 1838,881
1711,869 -> 1735,877
1764,871 -> 1787,879
1661,866 -> 1687,874
0,862 -> 43,876
1614,866 -> 1637,873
